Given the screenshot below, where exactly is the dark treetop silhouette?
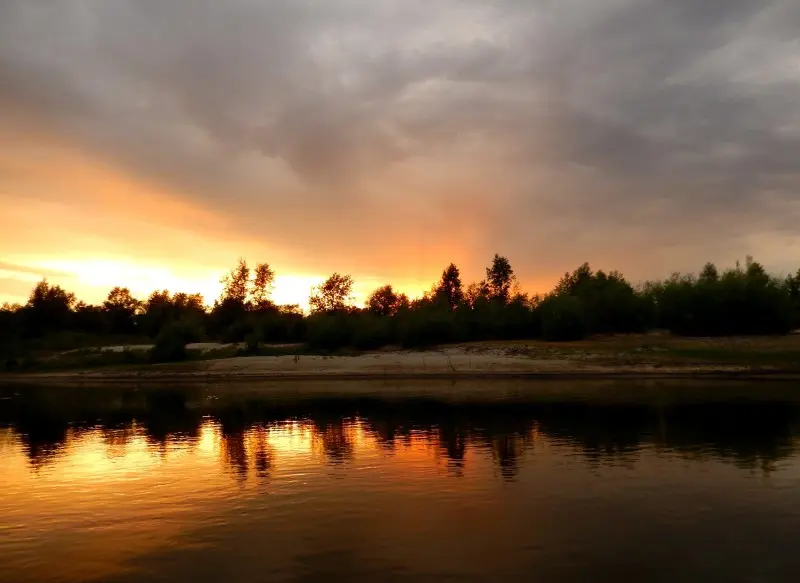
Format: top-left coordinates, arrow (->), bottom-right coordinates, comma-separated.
2,255 -> 800,367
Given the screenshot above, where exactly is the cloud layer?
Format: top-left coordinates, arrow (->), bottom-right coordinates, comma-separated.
2,0 -> 800,302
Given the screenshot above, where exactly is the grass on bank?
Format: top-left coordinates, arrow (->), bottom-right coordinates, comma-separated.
2,338 -> 366,374
455,334 -> 800,370
3,333 -> 800,374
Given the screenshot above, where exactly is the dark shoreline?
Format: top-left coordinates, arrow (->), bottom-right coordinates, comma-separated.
4,369 -> 800,385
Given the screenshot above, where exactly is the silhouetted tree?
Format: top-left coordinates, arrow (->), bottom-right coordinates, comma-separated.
73,302 -> 106,335
220,258 -> 250,304
554,263 -> 593,296
257,306 -> 306,343
654,258 -> 792,335
211,259 -> 253,339
23,279 -> 76,336
251,263 -> 275,310
366,285 -> 408,317
785,269 -> 800,299
464,281 -> 490,308
433,264 -> 464,309
549,264 -> 647,335
143,290 -> 172,337
0,303 -> 23,366
485,254 -> 516,303
786,269 -> 800,329
699,262 -> 720,283
305,273 -> 357,348
103,287 -> 141,335
147,290 -> 172,308
141,290 -> 205,339
309,273 -> 354,314
7,251 -> 800,361
142,290 -> 206,340
172,292 -> 205,313
745,256 -> 769,285
539,294 -> 586,341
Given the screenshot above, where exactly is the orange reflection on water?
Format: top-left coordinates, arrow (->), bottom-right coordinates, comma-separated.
2,418 -> 523,582
2,398 -> 800,583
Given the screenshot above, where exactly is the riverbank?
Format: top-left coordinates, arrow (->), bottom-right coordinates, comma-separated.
4,335 -> 800,383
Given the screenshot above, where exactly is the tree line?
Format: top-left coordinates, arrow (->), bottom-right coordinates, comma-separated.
2,254 -> 800,364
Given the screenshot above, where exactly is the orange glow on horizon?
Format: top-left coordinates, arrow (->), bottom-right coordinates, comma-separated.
0,252 -> 548,309
0,142 -> 438,307
0,255 -> 439,310
0,130 -> 551,308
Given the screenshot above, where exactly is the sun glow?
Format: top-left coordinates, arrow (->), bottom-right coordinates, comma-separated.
5,256 -> 433,311
33,258 -> 224,307
272,274 -> 326,308
0,136 -> 466,308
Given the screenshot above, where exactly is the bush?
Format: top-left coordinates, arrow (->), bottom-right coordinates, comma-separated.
150,323 -> 190,363
352,315 -> 393,350
241,332 -> 262,355
553,265 -> 650,334
220,321 -> 254,344
306,313 -> 354,351
653,261 -> 793,336
538,295 -> 587,341
443,294 -> 539,342
399,310 -> 454,348
257,312 -> 306,343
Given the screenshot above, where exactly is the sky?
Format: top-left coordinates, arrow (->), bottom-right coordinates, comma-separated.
1,0 -> 800,308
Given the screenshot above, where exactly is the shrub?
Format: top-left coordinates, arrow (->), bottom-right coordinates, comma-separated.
653,261 -> 793,336
306,313 -> 354,351
399,310 -> 454,348
241,332 -> 262,355
220,321 -> 253,344
538,295 -> 587,341
352,315 -> 393,350
150,323 -> 190,363
257,311 -> 307,343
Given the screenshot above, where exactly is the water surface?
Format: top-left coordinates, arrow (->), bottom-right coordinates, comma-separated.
1,381 -> 799,582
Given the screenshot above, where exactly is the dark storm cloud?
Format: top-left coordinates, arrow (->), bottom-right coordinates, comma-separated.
1,0 -> 799,281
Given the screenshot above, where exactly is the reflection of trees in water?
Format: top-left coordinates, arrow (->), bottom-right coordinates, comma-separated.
534,403 -> 649,465
217,408 -> 274,481
1,387 -> 73,470
311,417 -> 355,464
101,425 -> 136,459
2,385 -> 800,476
438,426 -> 468,469
534,401 -> 800,473
489,434 -> 529,480
142,391 -> 201,454
252,426 -> 272,478
656,402 -> 799,474
369,419 -> 402,452
361,411 -> 535,479
221,425 -> 249,481
17,421 -> 69,471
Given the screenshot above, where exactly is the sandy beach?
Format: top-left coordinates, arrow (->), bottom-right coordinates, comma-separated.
6,336 -> 794,383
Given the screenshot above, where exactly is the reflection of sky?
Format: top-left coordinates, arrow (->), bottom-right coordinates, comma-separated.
2,419 -> 800,582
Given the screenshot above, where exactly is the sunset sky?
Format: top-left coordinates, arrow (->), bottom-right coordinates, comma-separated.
2,0 -> 799,308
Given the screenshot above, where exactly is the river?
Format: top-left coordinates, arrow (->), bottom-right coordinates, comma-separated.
1,380 -> 799,582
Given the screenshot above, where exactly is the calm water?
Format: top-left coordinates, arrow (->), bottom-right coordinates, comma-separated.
1,380 -> 800,582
